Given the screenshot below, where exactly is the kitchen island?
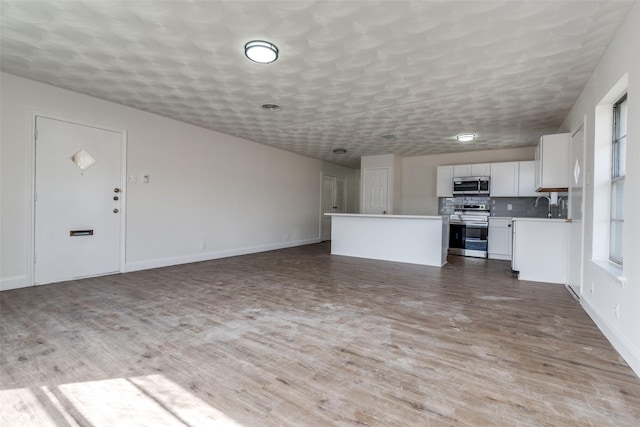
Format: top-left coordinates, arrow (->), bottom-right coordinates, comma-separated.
325,213 -> 449,267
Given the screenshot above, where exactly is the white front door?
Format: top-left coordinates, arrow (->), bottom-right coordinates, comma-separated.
567,123 -> 585,298
362,168 -> 389,214
320,175 -> 346,241
34,116 -> 123,285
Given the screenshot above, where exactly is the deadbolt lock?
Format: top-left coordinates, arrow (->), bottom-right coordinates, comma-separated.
113,196 -> 119,201
113,208 -> 119,213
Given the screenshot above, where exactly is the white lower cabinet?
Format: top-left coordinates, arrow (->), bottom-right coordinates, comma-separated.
488,217 -> 512,260
511,218 -> 569,284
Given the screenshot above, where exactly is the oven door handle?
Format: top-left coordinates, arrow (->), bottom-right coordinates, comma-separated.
465,222 -> 488,227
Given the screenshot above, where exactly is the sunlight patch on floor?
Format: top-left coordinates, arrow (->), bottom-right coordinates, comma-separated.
1,375 -> 243,427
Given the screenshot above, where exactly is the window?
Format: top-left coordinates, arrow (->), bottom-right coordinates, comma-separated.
610,94 -> 626,265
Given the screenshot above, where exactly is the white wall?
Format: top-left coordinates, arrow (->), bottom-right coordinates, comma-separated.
401,147 -> 536,215
559,3 -> 640,376
0,73 -> 350,289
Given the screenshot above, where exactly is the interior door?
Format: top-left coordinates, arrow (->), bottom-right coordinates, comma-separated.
34,116 -> 123,285
362,168 -> 389,214
320,175 -> 347,241
567,123 -> 585,298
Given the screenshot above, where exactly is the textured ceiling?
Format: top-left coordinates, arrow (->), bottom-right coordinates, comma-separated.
0,1 -> 635,168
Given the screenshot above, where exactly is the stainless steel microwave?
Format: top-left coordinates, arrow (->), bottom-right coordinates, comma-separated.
453,176 -> 490,195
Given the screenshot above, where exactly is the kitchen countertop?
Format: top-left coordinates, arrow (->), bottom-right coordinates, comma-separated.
511,217 -> 568,222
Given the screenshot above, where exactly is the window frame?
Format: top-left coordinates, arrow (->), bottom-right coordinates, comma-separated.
609,93 -> 626,265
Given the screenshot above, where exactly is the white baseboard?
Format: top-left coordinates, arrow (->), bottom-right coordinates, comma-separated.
581,296 -> 640,379
125,238 -> 321,273
0,275 -> 32,291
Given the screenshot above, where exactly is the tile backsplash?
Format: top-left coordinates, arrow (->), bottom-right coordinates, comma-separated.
439,196 -> 490,216
439,194 -> 568,219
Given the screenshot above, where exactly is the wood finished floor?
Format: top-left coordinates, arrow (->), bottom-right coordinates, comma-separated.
1,242 -> 639,426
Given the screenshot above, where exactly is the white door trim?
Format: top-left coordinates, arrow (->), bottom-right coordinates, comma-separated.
30,111 -> 127,286
567,118 -> 586,299
318,172 -> 324,240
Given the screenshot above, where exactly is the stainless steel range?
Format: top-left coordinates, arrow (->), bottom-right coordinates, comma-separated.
449,204 -> 490,258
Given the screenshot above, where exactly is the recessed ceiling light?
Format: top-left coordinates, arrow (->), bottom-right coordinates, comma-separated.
244,40 -> 279,64
382,134 -> 397,141
333,148 -> 347,154
456,133 -> 476,142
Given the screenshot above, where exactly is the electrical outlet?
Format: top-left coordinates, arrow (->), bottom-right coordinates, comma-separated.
200,240 -> 207,250
507,204 -> 512,211
614,303 -> 620,319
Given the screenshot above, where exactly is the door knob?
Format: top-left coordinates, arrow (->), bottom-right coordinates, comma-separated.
113,208 -> 119,213
114,188 -> 120,193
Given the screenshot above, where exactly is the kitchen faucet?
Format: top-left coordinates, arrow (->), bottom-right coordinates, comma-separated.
557,195 -> 568,216
534,195 -> 552,218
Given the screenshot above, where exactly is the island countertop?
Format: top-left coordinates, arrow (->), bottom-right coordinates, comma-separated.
325,213 -> 446,220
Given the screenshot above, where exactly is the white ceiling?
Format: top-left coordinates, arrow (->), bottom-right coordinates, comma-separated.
1,1 -> 635,168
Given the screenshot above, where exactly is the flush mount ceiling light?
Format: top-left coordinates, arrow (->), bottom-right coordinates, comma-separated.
261,103 -> 281,111
244,40 -> 279,64
382,134 -> 397,141
333,148 -> 347,154
456,133 -> 476,142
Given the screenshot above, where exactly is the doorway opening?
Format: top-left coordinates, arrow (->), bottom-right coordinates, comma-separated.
320,175 -> 346,241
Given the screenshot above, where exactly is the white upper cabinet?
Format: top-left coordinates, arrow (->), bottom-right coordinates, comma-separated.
453,163 -> 491,177
452,164 -> 471,177
436,165 -> 454,197
535,133 -> 570,191
490,162 -> 519,197
439,160 -> 546,198
437,162 -> 492,198
518,160 -> 539,197
471,163 -> 491,176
